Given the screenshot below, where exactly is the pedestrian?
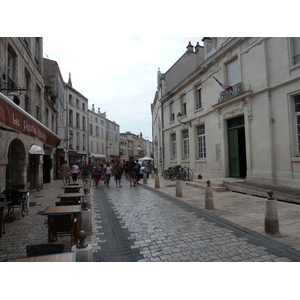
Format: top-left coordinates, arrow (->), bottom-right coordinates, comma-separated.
82,162 -> 90,180
135,160 -> 141,185
71,162 -> 80,183
103,162 -> 113,188
113,159 -> 123,187
127,156 -> 137,187
59,160 -> 70,187
124,160 -> 129,180
93,164 -> 101,188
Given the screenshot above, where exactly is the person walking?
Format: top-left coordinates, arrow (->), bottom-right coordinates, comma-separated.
127,157 -> 137,187
71,162 -> 80,183
113,159 -> 123,187
93,164 -> 101,188
60,160 -> 70,187
103,162 -> 113,188
135,160 -> 141,185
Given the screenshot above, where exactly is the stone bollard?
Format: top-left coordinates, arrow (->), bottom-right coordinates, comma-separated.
264,190 -> 279,235
84,193 -> 91,209
205,180 -> 214,210
151,170 -> 154,178
79,200 -> 92,236
71,230 -> 93,262
155,174 -> 160,188
143,173 -> 147,184
176,180 -> 182,197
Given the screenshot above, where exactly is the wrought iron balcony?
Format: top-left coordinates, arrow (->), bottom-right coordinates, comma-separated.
219,82 -> 244,103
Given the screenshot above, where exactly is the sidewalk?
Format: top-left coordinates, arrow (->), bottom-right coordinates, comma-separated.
140,174 -> 300,252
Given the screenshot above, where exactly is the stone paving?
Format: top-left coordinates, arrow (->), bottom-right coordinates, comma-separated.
1,175 -> 300,262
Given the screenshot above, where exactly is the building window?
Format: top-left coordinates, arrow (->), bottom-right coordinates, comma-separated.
292,37 -> 300,65
197,124 -> 206,159
196,88 -> 202,110
69,109 -> 73,126
90,141 -> 94,152
35,86 -> 41,121
295,95 -> 300,153
181,94 -> 187,115
7,45 -> 16,82
182,129 -> 189,159
96,126 -> 99,137
90,123 -> 93,135
76,113 -> 80,128
170,102 -> 175,122
226,58 -> 239,86
24,69 -> 30,113
171,133 -> 177,160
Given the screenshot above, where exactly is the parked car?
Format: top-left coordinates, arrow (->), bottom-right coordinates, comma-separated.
138,161 -> 150,178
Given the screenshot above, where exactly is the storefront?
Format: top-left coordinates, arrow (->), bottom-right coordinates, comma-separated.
0,92 -> 61,191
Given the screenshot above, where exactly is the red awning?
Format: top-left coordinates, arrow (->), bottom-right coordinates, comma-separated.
0,92 -> 61,147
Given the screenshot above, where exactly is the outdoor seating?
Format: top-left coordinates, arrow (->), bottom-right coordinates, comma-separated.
55,201 -> 76,206
26,243 -> 65,257
3,190 -> 24,219
45,214 -> 77,246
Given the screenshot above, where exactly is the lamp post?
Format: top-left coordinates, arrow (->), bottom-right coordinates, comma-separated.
176,112 -> 191,127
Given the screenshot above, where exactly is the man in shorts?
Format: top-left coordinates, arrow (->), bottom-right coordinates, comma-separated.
127,157 -> 137,187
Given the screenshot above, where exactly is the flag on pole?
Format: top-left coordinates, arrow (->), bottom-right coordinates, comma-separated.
212,76 -> 233,95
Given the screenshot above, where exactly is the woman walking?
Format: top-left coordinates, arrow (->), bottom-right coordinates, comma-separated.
103,162 -> 113,188
113,159 -> 123,187
93,164 -> 101,188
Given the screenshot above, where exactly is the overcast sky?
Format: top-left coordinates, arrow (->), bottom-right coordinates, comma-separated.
43,37 -> 203,141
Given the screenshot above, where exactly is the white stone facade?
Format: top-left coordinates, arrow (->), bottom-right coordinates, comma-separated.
152,37 -> 300,187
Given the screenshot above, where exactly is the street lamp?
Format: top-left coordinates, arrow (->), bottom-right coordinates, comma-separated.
176,112 -> 191,127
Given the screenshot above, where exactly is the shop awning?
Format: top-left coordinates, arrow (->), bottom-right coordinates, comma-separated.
91,153 -> 106,158
0,92 -> 61,147
29,144 -> 45,155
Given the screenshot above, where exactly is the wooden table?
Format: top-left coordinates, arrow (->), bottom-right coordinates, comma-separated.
57,192 -> 85,204
7,252 -> 76,262
42,205 -> 82,245
0,201 -> 11,238
42,205 -> 82,215
63,186 -> 82,193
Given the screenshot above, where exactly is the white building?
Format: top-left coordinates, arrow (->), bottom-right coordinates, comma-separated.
152,37 -> 300,187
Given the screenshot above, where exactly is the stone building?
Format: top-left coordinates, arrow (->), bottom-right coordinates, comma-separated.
106,119 -> 120,162
152,38 -> 300,187
0,37 -> 60,191
88,105 -> 107,165
65,73 -> 89,167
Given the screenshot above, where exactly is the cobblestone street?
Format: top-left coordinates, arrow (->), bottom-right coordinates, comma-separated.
91,180 -> 300,262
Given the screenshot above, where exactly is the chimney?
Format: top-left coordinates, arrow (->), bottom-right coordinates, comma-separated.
140,132 -> 143,139
68,72 -> 72,87
186,41 -> 194,52
98,108 -> 100,114
195,42 -> 201,53
92,104 -> 95,112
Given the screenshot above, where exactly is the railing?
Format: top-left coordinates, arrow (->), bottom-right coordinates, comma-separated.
219,82 -> 244,103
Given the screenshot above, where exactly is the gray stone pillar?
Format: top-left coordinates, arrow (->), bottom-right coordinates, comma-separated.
205,180 -> 214,210
151,170 -> 154,178
176,180 -> 182,197
143,173 -> 147,184
264,190 -> 279,235
155,174 -> 160,188
84,193 -> 91,209
71,230 -> 93,262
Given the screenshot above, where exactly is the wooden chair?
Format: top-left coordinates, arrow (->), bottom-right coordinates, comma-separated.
3,190 -> 24,219
26,243 -> 65,257
45,214 -> 77,246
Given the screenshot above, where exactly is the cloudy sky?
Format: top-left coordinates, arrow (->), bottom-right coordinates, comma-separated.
43,36 -> 203,141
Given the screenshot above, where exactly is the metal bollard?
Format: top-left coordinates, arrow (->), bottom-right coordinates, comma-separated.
205,180 -> 214,210
71,230 -> 93,262
264,190 -> 279,235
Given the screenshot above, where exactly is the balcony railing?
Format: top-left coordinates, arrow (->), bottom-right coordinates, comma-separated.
219,82 -> 244,103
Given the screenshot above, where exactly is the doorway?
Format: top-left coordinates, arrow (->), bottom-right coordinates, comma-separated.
227,116 -> 247,178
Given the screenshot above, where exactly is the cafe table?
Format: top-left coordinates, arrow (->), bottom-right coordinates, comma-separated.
42,205 -> 82,245
57,192 -> 85,204
7,252 -> 76,262
0,201 -> 11,238
63,186 -> 82,193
